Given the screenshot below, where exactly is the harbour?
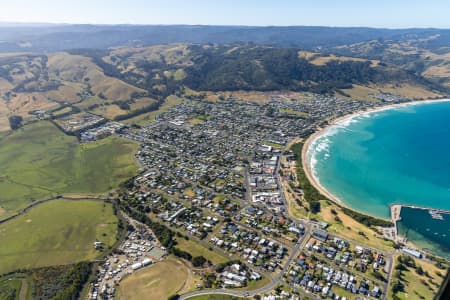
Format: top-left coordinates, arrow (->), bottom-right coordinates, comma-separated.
391,204 -> 450,259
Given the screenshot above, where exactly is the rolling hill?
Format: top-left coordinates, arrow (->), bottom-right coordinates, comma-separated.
0,39 -> 448,131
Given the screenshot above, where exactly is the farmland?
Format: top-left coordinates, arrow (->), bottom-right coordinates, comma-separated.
123,95 -> 183,126
47,52 -> 145,102
0,199 -> 118,275
0,121 -> 138,219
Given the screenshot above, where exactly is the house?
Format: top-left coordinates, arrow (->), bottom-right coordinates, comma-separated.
371,286 -> 380,297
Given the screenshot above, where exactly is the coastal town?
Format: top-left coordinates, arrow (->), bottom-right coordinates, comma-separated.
68,92 -> 450,300
2,10 -> 450,300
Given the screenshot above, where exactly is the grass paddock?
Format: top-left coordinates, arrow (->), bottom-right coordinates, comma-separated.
0,199 -> 118,275
0,121 -> 138,219
176,238 -> 229,265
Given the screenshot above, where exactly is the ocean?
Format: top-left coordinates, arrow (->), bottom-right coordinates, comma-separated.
306,100 -> 450,256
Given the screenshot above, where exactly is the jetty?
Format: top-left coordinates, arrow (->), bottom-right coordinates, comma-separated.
390,204 -> 402,242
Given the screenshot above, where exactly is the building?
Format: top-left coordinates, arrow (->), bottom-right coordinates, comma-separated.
401,247 -> 422,258
312,229 -> 329,242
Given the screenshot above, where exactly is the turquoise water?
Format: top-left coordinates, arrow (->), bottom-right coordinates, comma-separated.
397,207 -> 450,259
307,100 -> 450,218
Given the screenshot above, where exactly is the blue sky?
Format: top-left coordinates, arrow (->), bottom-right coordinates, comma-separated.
1,0 -> 449,28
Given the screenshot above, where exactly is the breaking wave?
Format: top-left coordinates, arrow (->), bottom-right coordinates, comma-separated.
306,114 -> 366,183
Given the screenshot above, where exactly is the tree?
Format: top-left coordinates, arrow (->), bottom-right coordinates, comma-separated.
275,284 -> 283,295
265,106 -> 275,117
392,280 -> 405,294
309,201 -> 321,214
8,115 -> 23,130
395,263 -> 407,271
192,256 -> 207,267
416,265 -> 424,275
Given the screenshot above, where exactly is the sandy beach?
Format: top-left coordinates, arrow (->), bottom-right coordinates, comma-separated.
301,98 -> 450,212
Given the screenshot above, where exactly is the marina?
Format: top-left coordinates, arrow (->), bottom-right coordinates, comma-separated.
392,204 -> 450,259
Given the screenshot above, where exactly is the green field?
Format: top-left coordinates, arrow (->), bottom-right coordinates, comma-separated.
0,199 -> 118,275
176,238 -> 229,265
387,257 -> 444,300
0,121 -> 138,218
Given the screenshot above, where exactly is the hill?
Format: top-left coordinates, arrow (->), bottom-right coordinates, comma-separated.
81,44 -> 442,98
0,43 -> 445,131
181,45 -> 439,94
0,51 -> 160,129
0,24 -> 450,52
332,39 -> 450,89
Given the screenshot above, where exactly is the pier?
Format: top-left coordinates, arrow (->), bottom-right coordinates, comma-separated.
390,204 -> 402,242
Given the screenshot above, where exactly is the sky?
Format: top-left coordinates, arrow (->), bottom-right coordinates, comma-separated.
0,0 -> 449,28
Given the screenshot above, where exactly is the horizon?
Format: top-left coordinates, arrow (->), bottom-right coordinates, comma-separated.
0,21 -> 449,31
1,0 -> 450,29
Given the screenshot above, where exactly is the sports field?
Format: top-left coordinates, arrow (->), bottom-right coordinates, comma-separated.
0,121 -> 138,219
0,199 -> 118,275
117,256 -> 190,300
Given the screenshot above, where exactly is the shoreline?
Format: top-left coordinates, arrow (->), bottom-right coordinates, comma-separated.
301,98 -> 450,221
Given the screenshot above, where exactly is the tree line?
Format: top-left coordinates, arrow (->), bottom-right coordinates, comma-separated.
290,142 -> 323,213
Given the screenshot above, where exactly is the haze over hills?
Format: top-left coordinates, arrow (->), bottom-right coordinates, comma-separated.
1,24 -> 450,52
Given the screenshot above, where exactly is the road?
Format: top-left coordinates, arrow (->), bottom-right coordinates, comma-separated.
180,223 -> 313,299
18,278 -> 28,300
0,195 -> 107,225
178,147 -> 395,299
122,131 -> 394,299
324,231 -> 394,300
89,212 -> 166,300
